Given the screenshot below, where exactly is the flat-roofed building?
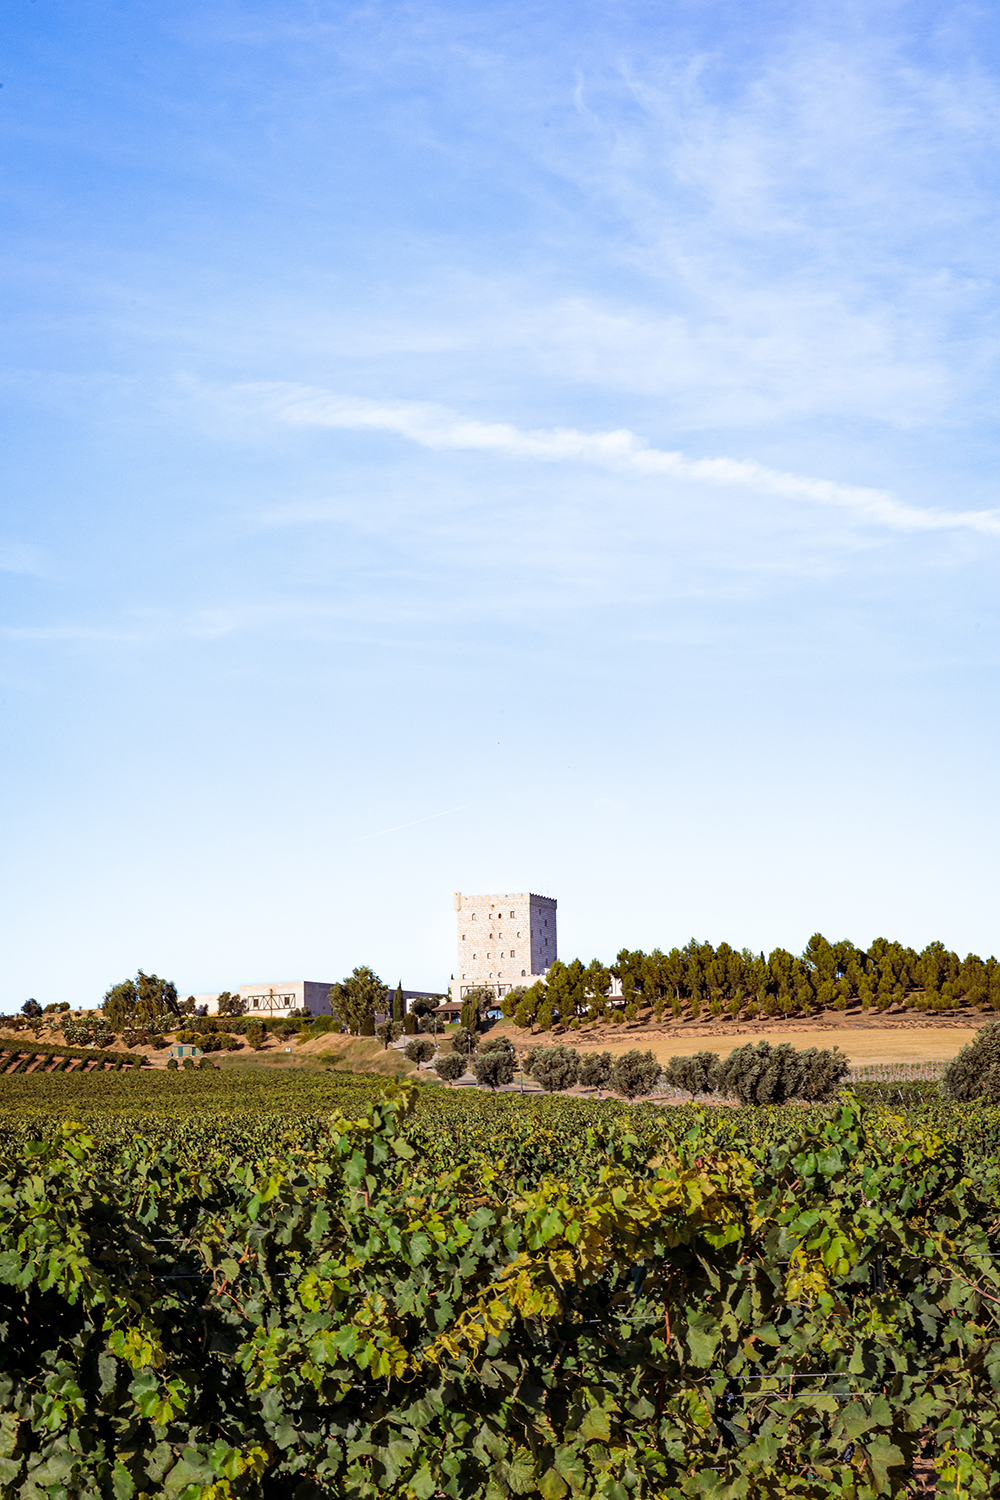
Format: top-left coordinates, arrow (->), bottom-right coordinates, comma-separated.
190,982 -> 445,1022
191,981 -> 334,1019
239,980 -> 334,1017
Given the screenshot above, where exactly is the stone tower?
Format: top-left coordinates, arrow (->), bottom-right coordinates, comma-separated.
451,891 -> 557,1002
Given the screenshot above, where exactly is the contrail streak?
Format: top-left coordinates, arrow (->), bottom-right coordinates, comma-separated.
351,804 -> 470,843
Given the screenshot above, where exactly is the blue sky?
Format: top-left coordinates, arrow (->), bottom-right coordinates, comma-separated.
3,0 -> 1000,1007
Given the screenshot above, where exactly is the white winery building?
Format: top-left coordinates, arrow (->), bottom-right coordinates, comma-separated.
189,981 -> 443,1021
190,981 -> 334,1019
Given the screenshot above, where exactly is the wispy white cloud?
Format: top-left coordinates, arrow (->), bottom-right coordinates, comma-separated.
0,543 -> 49,576
239,383 -> 1000,539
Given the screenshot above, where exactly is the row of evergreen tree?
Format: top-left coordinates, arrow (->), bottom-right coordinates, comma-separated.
496,933 -> 1000,1029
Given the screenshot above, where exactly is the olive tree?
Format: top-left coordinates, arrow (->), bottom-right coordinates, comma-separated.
375,1020 -> 403,1049
472,1043 -> 515,1089
663,1050 -> 721,1096
578,1051 -> 613,1089
609,1049 -> 661,1099
477,1035 -> 512,1055
433,1052 -> 466,1084
942,1022 -> 1000,1101
527,1044 -> 579,1093
717,1041 -> 848,1105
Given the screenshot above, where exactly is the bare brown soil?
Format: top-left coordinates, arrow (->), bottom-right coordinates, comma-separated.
487,1006 -> 988,1067
2,1004 -> 987,1077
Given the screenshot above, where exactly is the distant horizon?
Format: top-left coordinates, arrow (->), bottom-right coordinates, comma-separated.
16,922 -> 1000,1017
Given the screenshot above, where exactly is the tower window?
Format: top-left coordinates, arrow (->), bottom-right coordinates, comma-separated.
510,911 -> 514,918
521,969 -> 526,977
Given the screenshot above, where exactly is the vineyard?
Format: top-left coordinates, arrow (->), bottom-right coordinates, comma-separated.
0,1041 -> 146,1074
2,1069 -> 1000,1497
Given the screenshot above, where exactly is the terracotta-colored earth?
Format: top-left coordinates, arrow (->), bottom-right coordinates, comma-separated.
487,1011 -> 986,1067
0,1008 -> 988,1078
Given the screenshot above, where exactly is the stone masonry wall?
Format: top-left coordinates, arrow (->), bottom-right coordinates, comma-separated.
453,890 -> 557,1000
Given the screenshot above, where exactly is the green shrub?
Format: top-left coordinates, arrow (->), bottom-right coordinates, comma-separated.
472,1036 -> 515,1089
609,1049 -> 660,1099
197,1056 -> 215,1070
527,1045 -> 579,1093
942,1022 -> 1000,1102
433,1052 -> 465,1083
60,1021 -> 94,1047
578,1051 -> 613,1089
404,1037 -> 435,1065
664,1050 -> 722,1096
477,1035 -> 512,1055
182,1057 -> 195,1071
450,1026 -> 472,1056
375,1020 -> 402,1049
360,1016 -> 375,1037
472,1047 -> 514,1089
718,1041 -> 848,1105
198,1032 -> 239,1054
166,1058 -> 178,1070
402,1012 -> 417,1036
309,1015 -> 342,1036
